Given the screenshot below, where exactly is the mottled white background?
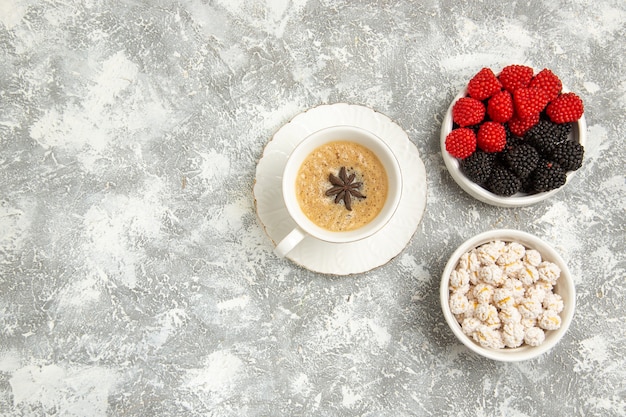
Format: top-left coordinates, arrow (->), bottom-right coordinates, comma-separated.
1,0 -> 625,416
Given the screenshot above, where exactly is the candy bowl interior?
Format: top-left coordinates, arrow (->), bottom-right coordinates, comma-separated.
439,229 -> 576,362
440,87 -> 587,208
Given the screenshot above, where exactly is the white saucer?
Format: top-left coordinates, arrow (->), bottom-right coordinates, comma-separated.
254,103 -> 427,275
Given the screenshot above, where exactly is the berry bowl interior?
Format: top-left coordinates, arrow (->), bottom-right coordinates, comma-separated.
439,229 -> 576,362
440,87 -> 587,207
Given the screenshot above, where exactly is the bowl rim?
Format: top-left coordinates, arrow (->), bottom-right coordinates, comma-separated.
440,86 -> 587,207
439,229 -> 576,362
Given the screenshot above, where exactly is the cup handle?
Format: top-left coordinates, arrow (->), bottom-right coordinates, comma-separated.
274,227 -> 307,258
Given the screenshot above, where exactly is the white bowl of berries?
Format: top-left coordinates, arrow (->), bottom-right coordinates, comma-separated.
440,229 -> 576,361
441,65 -> 587,207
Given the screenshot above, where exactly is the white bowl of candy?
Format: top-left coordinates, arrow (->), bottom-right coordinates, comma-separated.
440,229 -> 576,361
440,65 -> 587,207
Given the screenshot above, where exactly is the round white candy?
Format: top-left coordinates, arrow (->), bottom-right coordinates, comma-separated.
524,327 -> 546,346
497,242 -> 526,266
538,261 -> 561,284
461,317 -> 482,336
524,249 -> 542,267
479,264 -> 505,287
499,307 -> 522,325
538,310 -> 562,330
502,322 -> 525,348
475,303 -> 500,328
450,269 -> 470,293
493,288 -> 515,310
449,291 -> 470,315
472,325 -> 504,349
473,283 -> 495,304
519,298 -> 543,320
543,293 -> 564,313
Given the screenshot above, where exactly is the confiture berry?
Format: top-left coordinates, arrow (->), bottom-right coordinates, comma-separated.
530,160 -> 567,192
487,90 -> 514,123
525,120 -> 570,154
467,68 -> 502,101
477,121 -> 507,153
528,68 -> 562,101
503,143 -> 540,179
498,64 -> 534,93
550,140 -> 584,171
546,92 -> 585,124
486,164 -> 522,196
452,97 -> 486,127
460,151 -> 496,185
508,112 -> 540,137
513,87 -> 550,119
445,128 -> 476,159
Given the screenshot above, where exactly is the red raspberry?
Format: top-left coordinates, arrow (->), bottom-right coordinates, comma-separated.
498,65 -> 534,93
513,87 -> 550,119
477,122 -> 506,153
508,112 -> 540,137
487,90 -> 514,123
529,68 -> 563,101
467,68 -> 502,101
452,97 -> 485,127
546,92 -> 584,124
445,128 -> 477,159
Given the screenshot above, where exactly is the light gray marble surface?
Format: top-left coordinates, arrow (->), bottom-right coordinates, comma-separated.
1,1 -> 625,416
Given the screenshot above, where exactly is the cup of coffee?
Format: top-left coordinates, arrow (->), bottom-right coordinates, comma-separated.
274,125 -> 403,257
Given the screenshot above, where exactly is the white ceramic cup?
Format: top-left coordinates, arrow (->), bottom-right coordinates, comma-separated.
274,125 -> 402,258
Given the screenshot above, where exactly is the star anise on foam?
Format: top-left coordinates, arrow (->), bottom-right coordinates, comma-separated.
325,166 -> 366,211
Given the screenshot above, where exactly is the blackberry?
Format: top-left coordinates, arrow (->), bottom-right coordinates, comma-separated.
530,159 -> 567,192
525,120 -> 570,154
460,150 -> 496,185
520,175 -> 535,194
497,124 -> 523,165
550,140 -> 584,171
503,143 -> 539,178
485,164 -> 522,196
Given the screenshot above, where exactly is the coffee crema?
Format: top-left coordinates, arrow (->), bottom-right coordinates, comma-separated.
295,141 -> 388,232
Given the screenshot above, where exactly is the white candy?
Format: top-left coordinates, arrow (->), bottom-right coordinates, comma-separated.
450,269 -> 470,293
524,327 -> 546,346
543,293 -> 564,313
524,249 -> 542,267
449,291 -> 470,315
502,260 -> 524,278
538,310 -> 562,330
461,317 -> 482,336
525,286 -> 547,304
521,317 -> 537,329
475,243 -> 502,266
515,265 -> 539,287
475,303 -> 500,328
497,242 -> 526,266
538,261 -> 561,284
459,251 -> 480,272
464,298 -> 478,318
473,283 -> 495,304
499,307 -> 522,325
502,322 -> 525,348
493,288 -> 515,310
535,280 -> 554,294
518,297 -> 543,320
472,325 -> 504,349
503,278 -> 526,301
468,269 -> 480,285
479,264 -> 505,287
